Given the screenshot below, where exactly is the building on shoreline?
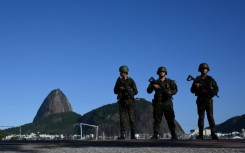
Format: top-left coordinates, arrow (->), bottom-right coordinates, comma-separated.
189,128 -> 244,139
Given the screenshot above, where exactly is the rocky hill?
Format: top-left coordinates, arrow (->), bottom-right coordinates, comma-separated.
3,99 -> 185,138
33,89 -> 73,122
3,112 -> 81,136
216,114 -> 245,133
79,98 -> 185,137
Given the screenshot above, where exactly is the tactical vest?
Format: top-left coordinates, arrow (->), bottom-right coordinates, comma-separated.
154,78 -> 176,101
195,76 -> 218,97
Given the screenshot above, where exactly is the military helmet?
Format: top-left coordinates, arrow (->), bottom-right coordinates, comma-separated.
119,65 -> 129,73
198,63 -> 210,72
157,66 -> 167,75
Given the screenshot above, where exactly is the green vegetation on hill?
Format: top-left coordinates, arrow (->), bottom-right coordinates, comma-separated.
2,112 -> 82,135
2,98 -> 185,137
216,114 -> 245,133
80,98 -> 185,136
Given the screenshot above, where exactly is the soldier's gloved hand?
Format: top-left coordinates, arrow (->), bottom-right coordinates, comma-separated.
201,89 -> 209,94
166,91 -> 172,97
195,83 -> 202,88
120,86 -> 125,91
153,84 -> 161,89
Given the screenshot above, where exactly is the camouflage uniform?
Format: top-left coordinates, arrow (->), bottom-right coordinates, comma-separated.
190,63 -> 219,139
147,67 -> 178,139
114,66 -> 138,139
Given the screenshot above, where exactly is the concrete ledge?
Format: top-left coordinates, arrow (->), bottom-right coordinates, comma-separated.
0,139 -> 244,148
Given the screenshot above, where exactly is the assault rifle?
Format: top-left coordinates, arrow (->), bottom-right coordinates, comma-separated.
187,75 -> 219,98
117,77 -> 135,101
148,77 -> 172,98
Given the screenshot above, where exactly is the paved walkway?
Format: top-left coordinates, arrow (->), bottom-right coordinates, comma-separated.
2,146 -> 245,153
0,140 -> 244,153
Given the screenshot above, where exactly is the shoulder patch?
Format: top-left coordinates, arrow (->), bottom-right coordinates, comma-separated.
167,78 -> 176,84
207,75 -> 214,80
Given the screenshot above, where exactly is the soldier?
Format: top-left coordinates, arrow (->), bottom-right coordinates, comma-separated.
190,63 -> 219,140
147,67 -> 178,140
114,65 -> 138,139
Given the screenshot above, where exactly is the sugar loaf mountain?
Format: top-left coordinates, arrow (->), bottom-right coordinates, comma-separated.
33,89 -> 73,122
2,89 -> 244,138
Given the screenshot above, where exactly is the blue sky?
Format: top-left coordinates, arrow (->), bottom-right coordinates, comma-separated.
0,0 -> 244,133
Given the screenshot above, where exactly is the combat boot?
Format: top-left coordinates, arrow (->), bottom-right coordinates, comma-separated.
211,131 -> 219,140
196,128 -> 204,139
196,134 -> 203,139
151,132 -> 159,139
171,132 -> 178,140
131,130 -> 136,139
117,130 -> 126,140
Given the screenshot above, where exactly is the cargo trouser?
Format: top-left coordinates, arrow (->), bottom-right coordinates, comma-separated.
152,99 -> 176,135
118,99 -> 135,132
196,97 -> 216,133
